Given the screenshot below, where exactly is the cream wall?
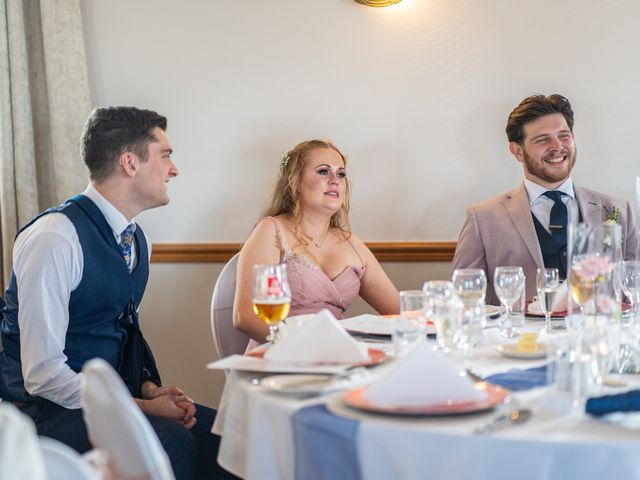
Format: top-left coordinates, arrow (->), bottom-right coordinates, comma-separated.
80,0 -> 640,405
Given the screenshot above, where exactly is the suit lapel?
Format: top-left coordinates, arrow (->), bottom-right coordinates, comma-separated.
575,186 -> 603,225
503,184 -> 545,269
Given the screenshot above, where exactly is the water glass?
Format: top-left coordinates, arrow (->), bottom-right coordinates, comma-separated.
423,280 -> 455,353
494,266 -> 525,338
453,300 -> 484,369
393,290 -> 427,357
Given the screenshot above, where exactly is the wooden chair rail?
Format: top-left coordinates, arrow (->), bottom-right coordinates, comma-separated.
150,242 -> 457,263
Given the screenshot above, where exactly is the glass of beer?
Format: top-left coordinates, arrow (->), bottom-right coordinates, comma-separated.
252,264 -> 292,343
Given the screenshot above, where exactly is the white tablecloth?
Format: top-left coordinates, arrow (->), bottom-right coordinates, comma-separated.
214,336 -> 640,480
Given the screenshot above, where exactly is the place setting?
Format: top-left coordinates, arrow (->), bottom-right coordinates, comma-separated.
208,309 -> 389,375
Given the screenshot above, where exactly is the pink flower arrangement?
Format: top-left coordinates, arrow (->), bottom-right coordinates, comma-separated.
572,255 -> 614,282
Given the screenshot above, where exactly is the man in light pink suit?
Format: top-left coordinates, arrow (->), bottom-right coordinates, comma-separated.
451,94 -> 637,306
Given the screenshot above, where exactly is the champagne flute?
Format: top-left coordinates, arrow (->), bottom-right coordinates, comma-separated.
493,266 -> 525,338
252,264 -> 292,344
423,280 -> 455,353
537,268 -> 560,335
451,269 -> 487,308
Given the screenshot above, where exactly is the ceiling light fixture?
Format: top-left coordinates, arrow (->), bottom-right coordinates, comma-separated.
354,0 -> 402,7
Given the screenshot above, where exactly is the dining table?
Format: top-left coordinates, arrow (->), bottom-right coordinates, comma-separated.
211,316 -> 640,480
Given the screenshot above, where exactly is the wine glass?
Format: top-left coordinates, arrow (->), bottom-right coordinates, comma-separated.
619,261 -> 640,372
451,269 -> 487,308
621,261 -> 640,320
252,264 -> 292,343
493,266 -> 525,338
537,268 -> 560,335
423,281 -> 455,353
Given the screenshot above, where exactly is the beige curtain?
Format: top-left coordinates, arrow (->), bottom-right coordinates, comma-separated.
0,0 -> 91,289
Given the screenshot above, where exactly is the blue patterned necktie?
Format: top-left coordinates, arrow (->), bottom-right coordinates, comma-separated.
543,190 -> 568,247
119,225 -> 135,270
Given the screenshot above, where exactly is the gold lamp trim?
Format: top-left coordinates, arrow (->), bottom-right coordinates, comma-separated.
354,0 -> 402,7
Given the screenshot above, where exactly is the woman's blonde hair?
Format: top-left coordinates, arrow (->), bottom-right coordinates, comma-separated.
261,139 -> 351,237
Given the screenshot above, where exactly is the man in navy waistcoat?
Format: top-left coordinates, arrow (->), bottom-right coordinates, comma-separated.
0,107 -> 233,479
451,94 -> 637,305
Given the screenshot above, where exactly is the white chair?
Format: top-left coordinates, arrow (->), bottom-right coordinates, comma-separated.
0,402 -> 47,480
210,253 -> 250,358
39,437 -> 97,480
82,358 -> 175,480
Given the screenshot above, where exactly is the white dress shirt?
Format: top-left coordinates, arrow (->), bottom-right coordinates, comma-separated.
524,177 -> 576,233
12,184 -> 151,409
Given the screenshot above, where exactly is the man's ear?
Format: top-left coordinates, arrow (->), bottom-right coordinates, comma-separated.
508,142 -> 524,164
119,152 -> 137,177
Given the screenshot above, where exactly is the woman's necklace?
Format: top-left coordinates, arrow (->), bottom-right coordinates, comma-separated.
303,228 -> 330,248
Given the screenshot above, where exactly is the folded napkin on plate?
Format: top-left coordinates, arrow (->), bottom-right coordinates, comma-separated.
264,309 -> 369,364
485,365 -> 548,391
528,282 -> 568,315
585,390 -> 640,417
363,344 -> 486,407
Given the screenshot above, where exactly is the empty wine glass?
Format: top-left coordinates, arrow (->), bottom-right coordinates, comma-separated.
619,261 -> 640,372
252,264 -> 292,343
423,281 -> 455,353
537,268 -> 560,335
451,269 -> 487,308
622,261 -> 640,320
494,266 -> 525,338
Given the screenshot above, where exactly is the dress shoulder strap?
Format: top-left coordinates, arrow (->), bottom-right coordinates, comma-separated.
264,217 -> 290,257
344,234 -> 365,268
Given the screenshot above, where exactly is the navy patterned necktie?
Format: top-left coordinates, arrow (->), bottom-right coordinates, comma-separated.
118,225 -> 135,270
543,190 -> 568,247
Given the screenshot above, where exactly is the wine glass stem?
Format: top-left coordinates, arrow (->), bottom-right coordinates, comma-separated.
545,313 -> 552,334
504,305 -> 512,335
267,324 -> 280,343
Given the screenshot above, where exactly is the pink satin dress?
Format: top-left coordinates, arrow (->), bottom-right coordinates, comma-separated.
245,218 -> 365,351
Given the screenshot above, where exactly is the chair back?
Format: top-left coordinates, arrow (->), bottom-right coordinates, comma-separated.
210,253 -> 250,358
0,403 -> 47,480
39,437 -> 97,480
82,358 -> 175,480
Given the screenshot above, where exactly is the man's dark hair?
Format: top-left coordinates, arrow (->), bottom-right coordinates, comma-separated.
80,106 -> 167,182
506,94 -> 574,144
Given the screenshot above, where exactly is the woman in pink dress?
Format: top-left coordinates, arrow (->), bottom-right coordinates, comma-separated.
234,139 -> 400,345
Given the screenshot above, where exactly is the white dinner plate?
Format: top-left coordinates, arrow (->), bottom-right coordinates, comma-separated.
341,314 -> 436,336
260,374 -> 339,396
496,342 -> 550,360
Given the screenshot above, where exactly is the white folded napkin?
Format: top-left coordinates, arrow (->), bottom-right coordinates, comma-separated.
363,344 -> 487,407
264,309 -> 369,364
528,281 -> 568,314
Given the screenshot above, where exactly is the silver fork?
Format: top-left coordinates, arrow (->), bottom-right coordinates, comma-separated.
474,408 -> 532,435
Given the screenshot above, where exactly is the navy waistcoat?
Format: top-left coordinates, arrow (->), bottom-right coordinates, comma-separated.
0,195 -> 152,402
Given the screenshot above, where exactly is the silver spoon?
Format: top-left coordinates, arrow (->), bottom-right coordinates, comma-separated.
474,408 -> 532,435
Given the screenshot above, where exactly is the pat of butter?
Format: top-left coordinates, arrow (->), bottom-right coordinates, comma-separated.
517,332 -> 539,352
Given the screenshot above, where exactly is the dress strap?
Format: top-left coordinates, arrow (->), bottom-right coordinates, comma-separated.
345,234 -> 365,268
265,217 -> 290,259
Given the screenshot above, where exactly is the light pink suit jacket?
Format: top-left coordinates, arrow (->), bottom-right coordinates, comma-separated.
450,184 -> 638,306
